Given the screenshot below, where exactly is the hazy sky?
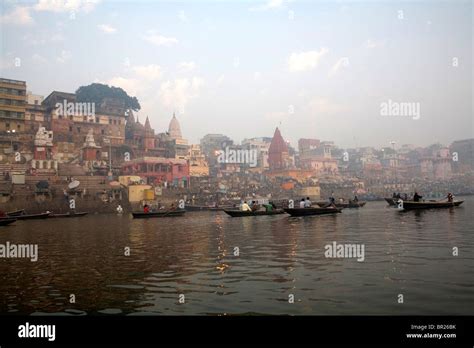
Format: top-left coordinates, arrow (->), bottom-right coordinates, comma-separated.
1,0 -> 472,149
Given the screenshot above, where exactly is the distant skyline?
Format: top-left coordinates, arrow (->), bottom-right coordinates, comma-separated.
1,0 -> 472,148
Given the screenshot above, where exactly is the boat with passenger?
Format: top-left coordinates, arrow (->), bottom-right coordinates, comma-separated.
284,207 -> 342,217
224,209 -> 285,217
132,210 -> 186,218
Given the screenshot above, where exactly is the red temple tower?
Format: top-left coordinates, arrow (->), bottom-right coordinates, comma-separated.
268,127 -> 290,170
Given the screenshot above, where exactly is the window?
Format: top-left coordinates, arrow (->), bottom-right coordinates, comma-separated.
101,129 -> 105,135
95,117 -> 99,123
77,127 -> 81,133
69,126 -> 73,132
17,125 -> 21,130
6,123 -> 10,129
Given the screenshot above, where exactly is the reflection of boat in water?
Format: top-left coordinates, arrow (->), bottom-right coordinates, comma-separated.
284,207 -> 342,217
15,212 -> 51,220
6,209 -> 25,217
317,201 -> 366,208
400,200 -> 464,210
49,212 -> 88,218
224,209 -> 285,217
0,218 -> 17,226
132,210 -> 186,218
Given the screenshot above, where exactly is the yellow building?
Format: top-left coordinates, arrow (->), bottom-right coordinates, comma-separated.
0,78 -> 26,132
128,184 -> 153,203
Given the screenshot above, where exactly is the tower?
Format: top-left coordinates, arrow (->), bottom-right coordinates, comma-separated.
144,116 -> 155,151
168,113 -> 182,140
268,127 -> 289,170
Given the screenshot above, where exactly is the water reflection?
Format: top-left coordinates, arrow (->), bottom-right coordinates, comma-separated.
0,199 -> 472,315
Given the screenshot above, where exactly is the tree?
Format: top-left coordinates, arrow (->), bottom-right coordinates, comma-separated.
75,83 -> 141,111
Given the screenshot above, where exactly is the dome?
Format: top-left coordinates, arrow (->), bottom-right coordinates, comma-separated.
168,113 -> 182,139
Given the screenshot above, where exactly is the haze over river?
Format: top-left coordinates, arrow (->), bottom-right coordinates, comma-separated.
1,198 -> 473,315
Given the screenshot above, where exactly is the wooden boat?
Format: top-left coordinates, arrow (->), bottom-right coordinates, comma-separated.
224,209 -> 285,217
284,207 -> 342,217
15,212 -> 51,220
317,201 -> 366,208
49,212 -> 88,218
401,200 -> 464,210
385,198 -> 397,206
6,209 -> 25,217
132,210 -> 186,219
0,218 -> 17,226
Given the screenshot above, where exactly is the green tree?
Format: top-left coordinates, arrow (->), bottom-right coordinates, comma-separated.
75,83 -> 140,111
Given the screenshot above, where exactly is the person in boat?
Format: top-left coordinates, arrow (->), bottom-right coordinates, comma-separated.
447,192 -> 454,203
413,192 -> 423,202
271,201 -> 277,209
241,201 -> 251,212
404,193 -> 408,200
251,201 -> 260,212
392,192 -> 397,198
143,204 -> 150,213
304,197 -> 312,208
299,198 -> 306,208
263,202 -> 273,212
169,203 -> 176,211
353,195 -> 359,202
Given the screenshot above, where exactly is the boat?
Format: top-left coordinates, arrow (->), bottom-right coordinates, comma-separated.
223,209 -> 285,217
284,207 -> 342,217
185,205 -> 231,212
132,210 -> 186,218
15,212 -> 51,220
0,218 -> 17,226
49,212 -> 88,218
6,209 -> 25,217
400,200 -> 464,210
385,198 -> 397,206
316,201 -> 366,208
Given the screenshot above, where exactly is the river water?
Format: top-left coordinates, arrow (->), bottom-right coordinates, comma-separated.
1,197 -> 473,315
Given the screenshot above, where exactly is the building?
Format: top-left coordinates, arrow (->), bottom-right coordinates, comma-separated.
42,91 -> 127,146
242,137 -> 272,169
188,144 -> 209,177
450,138 -> 474,173
268,127 -> 290,170
0,78 -> 26,133
25,92 -> 47,135
122,156 -> 190,187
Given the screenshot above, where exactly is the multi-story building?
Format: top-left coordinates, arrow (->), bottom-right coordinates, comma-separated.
0,78 -> 26,133
450,138 -> 474,173
42,91 -> 127,146
242,137 -> 272,169
122,156 -> 190,187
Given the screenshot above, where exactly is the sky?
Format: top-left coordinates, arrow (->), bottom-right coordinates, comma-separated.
0,0 -> 472,149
